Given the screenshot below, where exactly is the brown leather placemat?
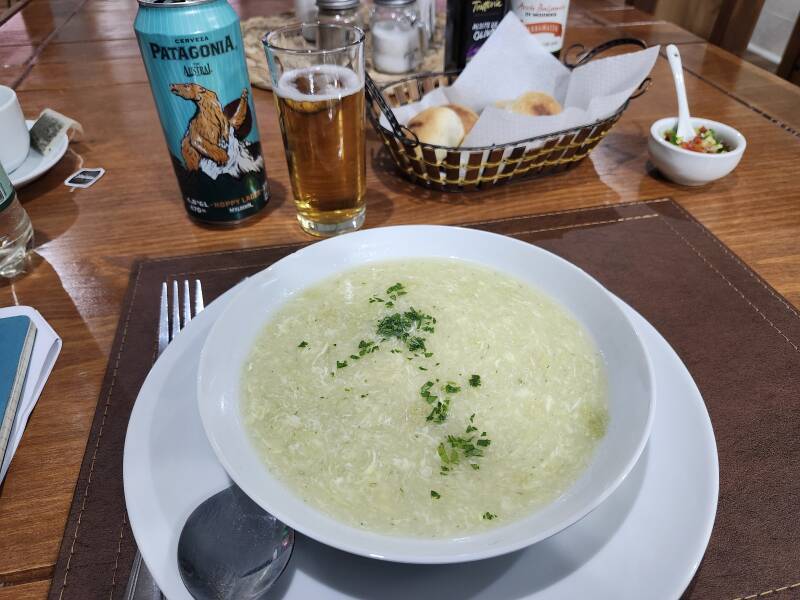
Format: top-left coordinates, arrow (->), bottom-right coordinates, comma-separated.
49,199 -> 800,600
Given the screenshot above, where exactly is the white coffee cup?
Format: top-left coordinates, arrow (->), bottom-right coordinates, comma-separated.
0,86 -> 30,174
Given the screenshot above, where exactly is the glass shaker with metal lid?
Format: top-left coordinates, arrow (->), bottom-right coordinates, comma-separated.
316,0 -> 364,48
370,0 -> 425,74
316,0 -> 363,28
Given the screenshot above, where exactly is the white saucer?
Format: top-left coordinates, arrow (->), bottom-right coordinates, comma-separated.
8,120 -> 69,188
124,287 -> 718,599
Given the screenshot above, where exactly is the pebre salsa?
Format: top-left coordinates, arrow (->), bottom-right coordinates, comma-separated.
664,126 -> 730,154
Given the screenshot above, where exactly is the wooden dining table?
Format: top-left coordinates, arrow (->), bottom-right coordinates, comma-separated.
1,0 -> 800,598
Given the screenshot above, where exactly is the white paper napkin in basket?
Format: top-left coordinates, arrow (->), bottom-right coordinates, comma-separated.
386,13 -> 659,149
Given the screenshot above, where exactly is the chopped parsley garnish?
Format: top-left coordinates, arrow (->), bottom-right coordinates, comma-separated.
376,307 -> 435,352
466,413 -> 478,433
336,360 -> 348,369
426,398 -> 450,423
408,336 -> 426,352
350,354 -> 359,360
430,490 -> 441,499
443,382 -> 461,394
424,352 -> 434,358
469,374 -> 481,387
436,416 -> 492,473
369,296 -> 384,303
385,301 -> 394,308
447,434 -> 484,458
482,512 -> 497,520
418,366 -> 428,371
385,282 -> 408,300
358,340 -> 379,355
437,442 -> 459,465
298,341 -> 308,348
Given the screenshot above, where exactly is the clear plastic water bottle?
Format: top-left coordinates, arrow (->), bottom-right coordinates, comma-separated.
0,163 -> 34,278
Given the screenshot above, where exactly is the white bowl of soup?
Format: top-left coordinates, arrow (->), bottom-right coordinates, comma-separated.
197,225 -> 654,563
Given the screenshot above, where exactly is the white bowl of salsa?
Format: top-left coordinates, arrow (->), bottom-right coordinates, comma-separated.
648,117 -> 746,186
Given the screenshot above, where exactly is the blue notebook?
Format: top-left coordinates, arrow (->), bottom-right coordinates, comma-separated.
0,315 -> 37,469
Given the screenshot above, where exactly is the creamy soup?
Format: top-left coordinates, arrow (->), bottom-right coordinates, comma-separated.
242,259 -> 607,537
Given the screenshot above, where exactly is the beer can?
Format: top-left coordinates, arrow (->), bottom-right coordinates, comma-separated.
134,0 -> 268,224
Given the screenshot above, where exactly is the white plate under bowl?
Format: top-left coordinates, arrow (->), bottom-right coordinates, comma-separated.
123,283 -> 717,599
197,226 -> 655,564
8,120 -> 69,188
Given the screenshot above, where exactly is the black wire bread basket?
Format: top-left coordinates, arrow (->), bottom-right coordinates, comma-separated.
365,38 -> 652,191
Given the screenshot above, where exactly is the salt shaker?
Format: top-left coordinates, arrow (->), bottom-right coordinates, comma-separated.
317,0 -> 363,28
316,0 -> 364,48
294,0 -> 317,22
371,0 -> 425,74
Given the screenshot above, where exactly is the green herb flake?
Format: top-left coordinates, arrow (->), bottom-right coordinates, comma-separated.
427,398 -> 451,423
470,463 -> 480,470
444,382 -> 461,394
385,301 -> 394,308
476,438 -> 491,447
336,360 -> 348,369
469,374 -> 481,387
358,340 -> 379,356
385,282 -> 408,300
419,366 -> 428,371
408,336 -> 426,352
368,296 -> 384,303
430,490 -> 441,499
298,341 -> 308,348
482,512 -> 497,520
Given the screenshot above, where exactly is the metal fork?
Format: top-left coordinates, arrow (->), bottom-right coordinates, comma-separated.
124,279 -> 204,600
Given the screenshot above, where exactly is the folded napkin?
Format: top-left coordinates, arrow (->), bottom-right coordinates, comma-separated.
0,306 -> 61,482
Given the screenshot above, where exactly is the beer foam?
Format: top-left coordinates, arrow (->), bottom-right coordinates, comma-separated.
276,64 -> 362,102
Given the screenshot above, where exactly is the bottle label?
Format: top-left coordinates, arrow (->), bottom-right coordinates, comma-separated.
512,0 -> 570,52
0,164 -> 15,212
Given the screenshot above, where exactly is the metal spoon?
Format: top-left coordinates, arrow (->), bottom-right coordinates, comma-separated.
665,44 -> 696,141
177,485 -> 294,600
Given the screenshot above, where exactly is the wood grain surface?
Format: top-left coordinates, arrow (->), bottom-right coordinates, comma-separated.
1,0 -> 799,597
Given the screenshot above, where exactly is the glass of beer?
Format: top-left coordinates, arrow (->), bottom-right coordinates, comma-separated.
264,23 -> 366,237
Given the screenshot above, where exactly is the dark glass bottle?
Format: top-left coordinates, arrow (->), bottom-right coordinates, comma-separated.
444,0 -> 509,72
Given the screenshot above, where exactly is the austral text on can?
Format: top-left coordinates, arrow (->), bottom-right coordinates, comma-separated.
148,35 -> 236,61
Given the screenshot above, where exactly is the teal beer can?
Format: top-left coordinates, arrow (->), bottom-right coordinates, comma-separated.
134,0 -> 268,223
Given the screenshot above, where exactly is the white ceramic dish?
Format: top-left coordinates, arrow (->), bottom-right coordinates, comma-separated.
648,117 -> 745,186
8,120 -> 69,188
197,226 -> 655,564
123,285 -> 718,599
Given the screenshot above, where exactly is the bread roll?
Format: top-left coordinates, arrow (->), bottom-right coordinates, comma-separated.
407,104 -> 479,148
407,106 -> 465,148
495,91 -> 562,116
446,103 -> 479,137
